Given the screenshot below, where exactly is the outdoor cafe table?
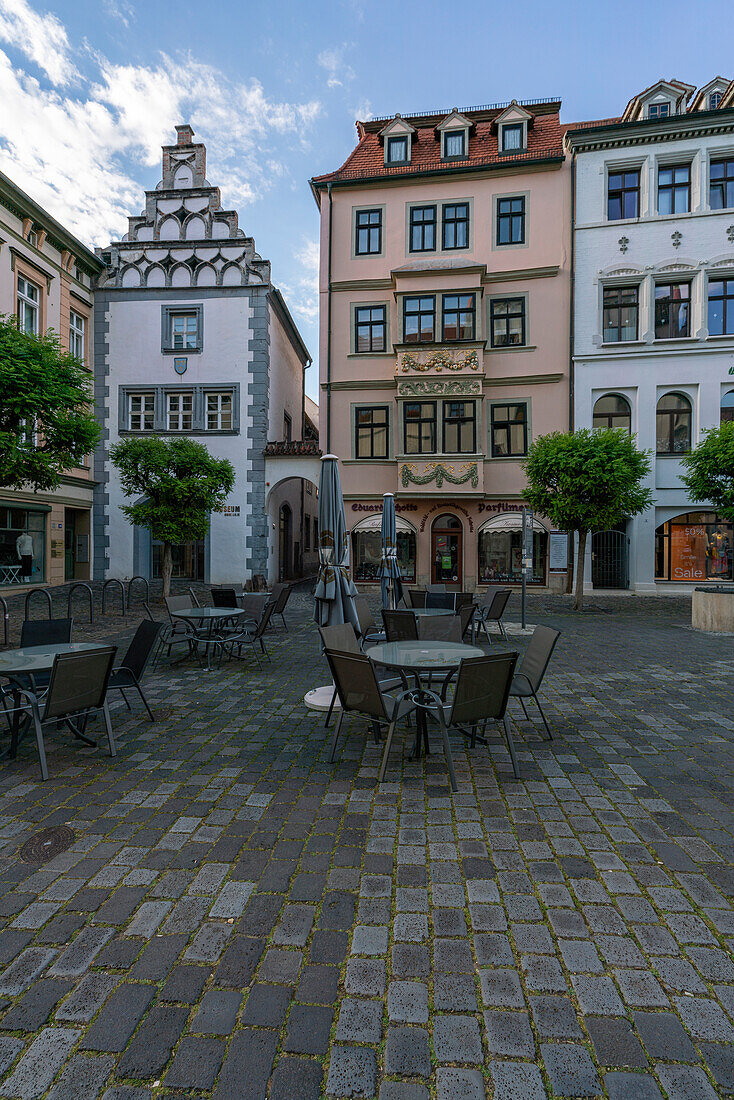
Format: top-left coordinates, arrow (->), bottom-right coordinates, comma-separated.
411,607 -> 454,618
170,607 -> 253,671
0,642 -> 109,757
367,639 -> 484,759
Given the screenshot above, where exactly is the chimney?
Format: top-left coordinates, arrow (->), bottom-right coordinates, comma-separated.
175,124 -> 195,146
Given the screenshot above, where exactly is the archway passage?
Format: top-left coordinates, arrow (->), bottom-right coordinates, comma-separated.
431,513 -> 463,588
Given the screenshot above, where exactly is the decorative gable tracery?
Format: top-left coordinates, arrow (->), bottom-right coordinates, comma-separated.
97,125 -> 270,290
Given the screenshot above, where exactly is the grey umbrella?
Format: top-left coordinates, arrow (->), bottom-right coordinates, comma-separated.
313,455 -> 359,632
379,492 -> 403,610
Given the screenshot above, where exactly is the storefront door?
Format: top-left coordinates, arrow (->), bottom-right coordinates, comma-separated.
64,510 -> 76,582
431,514 -> 462,587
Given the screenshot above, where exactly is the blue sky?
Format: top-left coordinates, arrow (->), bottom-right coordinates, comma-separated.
0,0 -> 732,400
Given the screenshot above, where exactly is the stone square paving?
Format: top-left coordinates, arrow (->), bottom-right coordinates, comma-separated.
0,589 -> 732,1097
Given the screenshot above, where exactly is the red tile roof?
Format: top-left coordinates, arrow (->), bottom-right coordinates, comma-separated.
312,103 -> 565,187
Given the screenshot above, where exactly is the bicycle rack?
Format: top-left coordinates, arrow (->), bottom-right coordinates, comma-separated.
127,575 -> 150,610
67,582 -> 94,625
0,596 -> 8,647
101,578 -> 126,616
24,588 -> 53,620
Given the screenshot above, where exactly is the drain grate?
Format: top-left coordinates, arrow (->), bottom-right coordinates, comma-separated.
18,826 -> 75,864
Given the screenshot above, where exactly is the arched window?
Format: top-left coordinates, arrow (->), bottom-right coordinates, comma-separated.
655,511 -> 733,582
593,394 -> 631,433
721,391 -> 734,425
351,515 -> 416,583
656,393 -> 691,454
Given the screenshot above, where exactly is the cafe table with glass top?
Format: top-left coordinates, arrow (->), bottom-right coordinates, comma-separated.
410,607 -> 454,618
367,639 -> 484,758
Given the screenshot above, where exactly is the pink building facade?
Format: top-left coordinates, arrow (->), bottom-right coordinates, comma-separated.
311,99 -> 571,591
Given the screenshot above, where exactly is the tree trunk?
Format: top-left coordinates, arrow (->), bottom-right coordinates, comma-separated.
162,542 -> 173,599
565,533 -> 574,595
574,530 -> 587,612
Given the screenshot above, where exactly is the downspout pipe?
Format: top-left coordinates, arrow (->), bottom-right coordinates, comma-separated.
326,182 -> 333,454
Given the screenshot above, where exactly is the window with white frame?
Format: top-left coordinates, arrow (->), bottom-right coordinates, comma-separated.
170,311 -> 199,349
206,392 -> 233,430
387,135 -> 409,163
167,392 -> 193,431
709,91 -> 723,110
17,275 -> 39,334
69,310 -> 85,360
128,392 -> 155,431
501,123 -> 525,152
443,130 -> 466,158
648,102 -> 670,119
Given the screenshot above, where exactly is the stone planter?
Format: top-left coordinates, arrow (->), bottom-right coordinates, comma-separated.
692,586 -> 734,632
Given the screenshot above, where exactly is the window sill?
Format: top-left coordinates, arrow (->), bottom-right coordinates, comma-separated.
707,334 -> 734,341
347,351 -> 392,358
655,452 -> 688,458
487,344 -> 536,353
652,337 -> 696,344
119,429 -> 239,437
487,454 -> 528,461
599,340 -> 646,348
343,457 -> 393,464
397,452 -> 484,461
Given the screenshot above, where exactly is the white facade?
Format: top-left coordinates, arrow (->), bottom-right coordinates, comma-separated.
569,83 -> 734,592
94,125 -> 311,586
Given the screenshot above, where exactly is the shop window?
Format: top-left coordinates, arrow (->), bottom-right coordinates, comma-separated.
0,506 -> 46,585
352,527 -> 416,583
656,392 -> 691,454
592,394 -> 631,433
721,390 -> 734,424
655,511 -> 733,582
478,524 -> 547,585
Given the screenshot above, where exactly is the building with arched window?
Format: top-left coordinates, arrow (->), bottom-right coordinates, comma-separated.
567,78 -> 734,592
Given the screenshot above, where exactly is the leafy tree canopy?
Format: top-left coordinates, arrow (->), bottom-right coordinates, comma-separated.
0,314 -> 100,491
110,435 -> 235,547
681,422 -> 734,523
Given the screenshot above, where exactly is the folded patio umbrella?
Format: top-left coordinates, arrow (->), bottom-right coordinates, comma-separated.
379,492 -> 403,611
313,454 -> 359,632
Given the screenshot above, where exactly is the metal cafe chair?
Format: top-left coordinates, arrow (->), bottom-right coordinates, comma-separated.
426,583 -> 446,593
425,591 -> 455,611
0,646 -> 117,781
406,651 -> 520,788
510,625 -> 561,739
324,648 -> 414,779
354,596 -> 385,646
382,609 -> 418,643
108,620 -> 163,721
20,618 -> 73,647
418,615 -> 462,642
319,624 -> 404,728
269,583 -> 293,631
475,588 -> 512,643
224,602 -> 276,668
148,599 -> 197,667
188,587 -> 201,607
407,589 -> 426,609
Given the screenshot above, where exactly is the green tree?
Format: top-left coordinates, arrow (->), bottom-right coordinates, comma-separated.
110,436 -> 235,597
681,422 -> 734,522
0,314 -> 100,490
523,429 -> 653,611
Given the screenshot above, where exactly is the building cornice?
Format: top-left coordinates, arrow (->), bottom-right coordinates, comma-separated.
485,372 -> 564,387
565,106 -> 734,153
329,263 -> 561,294
268,286 -> 311,366
310,156 -> 565,199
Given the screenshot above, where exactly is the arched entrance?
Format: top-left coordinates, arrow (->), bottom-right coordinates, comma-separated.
279,503 -> 292,581
431,513 -> 462,587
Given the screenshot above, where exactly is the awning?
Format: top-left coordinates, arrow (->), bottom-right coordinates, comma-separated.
0,500 -> 52,513
351,513 -> 416,534
478,513 -> 547,534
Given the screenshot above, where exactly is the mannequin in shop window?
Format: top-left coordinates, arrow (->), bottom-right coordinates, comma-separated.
16,531 -> 33,582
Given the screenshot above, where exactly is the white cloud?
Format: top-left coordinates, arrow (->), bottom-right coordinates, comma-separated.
280,237 -> 319,325
353,97 -> 373,121
102,0 -> 135,27
0,0 -> 77,85
0,23 -> 322,245
317,44 -> 354,89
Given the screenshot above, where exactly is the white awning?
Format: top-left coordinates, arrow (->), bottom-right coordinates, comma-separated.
351,513 -> 416,534
478,513 -> 547,533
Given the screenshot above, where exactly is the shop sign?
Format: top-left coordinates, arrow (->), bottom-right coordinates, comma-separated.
670,524 -> 707,580
351,502 -> 418,513
477,502 -> 524,515
419,501 -> 474,533
214,505 -> 241,517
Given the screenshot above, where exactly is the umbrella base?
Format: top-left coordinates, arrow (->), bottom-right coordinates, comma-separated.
304,685 -> 339,712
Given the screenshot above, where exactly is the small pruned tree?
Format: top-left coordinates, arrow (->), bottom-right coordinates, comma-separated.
523,429 -> 653,611
0,314 -> 100,490
110,436 -> 235,597
681,422 -> 734,523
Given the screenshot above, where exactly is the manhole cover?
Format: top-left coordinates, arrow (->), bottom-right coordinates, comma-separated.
18,826 -> 75,864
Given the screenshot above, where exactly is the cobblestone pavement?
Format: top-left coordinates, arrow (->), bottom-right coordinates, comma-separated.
0,589 -> 733,1098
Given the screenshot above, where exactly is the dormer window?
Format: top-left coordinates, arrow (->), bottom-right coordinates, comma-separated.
387,135 -> 409,164
648,102 -> 671,119
501,123 -> 525,152
710,91 -> 723,110
443,130 -> 465,159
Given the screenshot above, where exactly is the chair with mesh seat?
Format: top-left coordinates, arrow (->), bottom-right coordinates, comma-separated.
319,623 -> 404,728
354,596 -> 385,645
426,591 -> 456,611
509,625 -> 561,739
0,646 -> 117,781
382,609 -> 418,643
152,596 -> 197,665
188,587 -> 201,607
407,589 -> 426,609
18,619 -> 74,689
458,602 -> 477,641
108,620 -> 162,721
475,588 -> 512,643
324,649 -> 414,779
224,602 -> 275,667
211,588 -> 239,608
406,651 -> 520,787
269,583 -> 293,631
427,583 -> 446,593
418,615 -> 462,642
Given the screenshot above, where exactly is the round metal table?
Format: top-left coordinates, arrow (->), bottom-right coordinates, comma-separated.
411,607 -> 454,618
367,640 -> 484,758
0,642 -> 108,677
171,607 -> 254,670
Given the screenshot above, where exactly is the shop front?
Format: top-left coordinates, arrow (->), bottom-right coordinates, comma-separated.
0,502 -> 48,587
655,511 -> 733,583
348,499 -> 562,591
